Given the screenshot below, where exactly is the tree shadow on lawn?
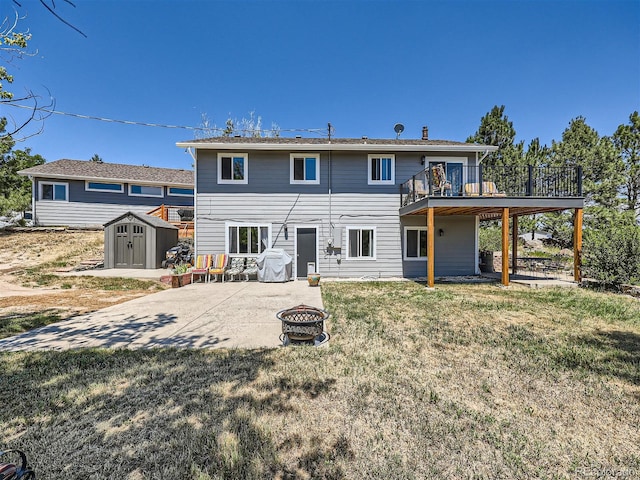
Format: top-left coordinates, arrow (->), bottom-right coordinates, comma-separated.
567,329 -> 640,386
505,325 -> 640,386
0,348 -> 342,479
0,311 -> 226,350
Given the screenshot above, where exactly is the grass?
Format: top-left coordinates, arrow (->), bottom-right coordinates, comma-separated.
1,282 -> 639,478
0,310 -> 64,338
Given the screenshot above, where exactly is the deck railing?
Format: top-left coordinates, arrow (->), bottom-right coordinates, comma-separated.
400,165 -> 583,207
147,205 -> 194,238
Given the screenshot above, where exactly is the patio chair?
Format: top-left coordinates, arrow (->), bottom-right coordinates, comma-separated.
225,257 -> 246,281
482,181 -> 506,196
242,257 -> 258,281
191,254 -> 212,283
209,254 -> 229,282
432,163 -> 452,196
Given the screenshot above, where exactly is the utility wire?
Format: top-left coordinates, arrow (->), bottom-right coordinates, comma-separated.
3,103 -> 327,135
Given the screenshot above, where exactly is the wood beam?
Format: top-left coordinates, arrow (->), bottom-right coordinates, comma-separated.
512,215 -> 518,275
427,207 -> 435,288
502,208 -> 510,286
574,208 -> 583,282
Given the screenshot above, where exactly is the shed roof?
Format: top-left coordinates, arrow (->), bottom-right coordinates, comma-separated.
104,211 -> 179,229
19,159 -> 194,186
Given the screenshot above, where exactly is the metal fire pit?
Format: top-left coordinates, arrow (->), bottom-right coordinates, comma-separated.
276,304 -> 330,346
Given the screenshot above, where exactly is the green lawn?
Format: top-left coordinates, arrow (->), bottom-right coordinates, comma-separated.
1,282 -> 638,479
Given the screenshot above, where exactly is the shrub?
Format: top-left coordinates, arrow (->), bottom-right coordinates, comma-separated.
479,225 -> 503,253
584,223 -> 640,286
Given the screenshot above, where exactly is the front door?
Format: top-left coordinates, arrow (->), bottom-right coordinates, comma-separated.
114,223 -> 146,268
296,227 -> 317,278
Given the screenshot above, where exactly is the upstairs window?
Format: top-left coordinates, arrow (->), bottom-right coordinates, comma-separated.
346,226 -> 376,259
129,184 -> 164,197
40,182 -> 68,201
218,153 -> 248,184
85,181 -> 124,193
368,154 -> 395,185
290,154 -> 320,184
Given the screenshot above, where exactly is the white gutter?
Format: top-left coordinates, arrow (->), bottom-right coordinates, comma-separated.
176,141 -> 498,154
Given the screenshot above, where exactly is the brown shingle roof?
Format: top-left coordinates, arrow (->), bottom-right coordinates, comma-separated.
18,159 -> 194,186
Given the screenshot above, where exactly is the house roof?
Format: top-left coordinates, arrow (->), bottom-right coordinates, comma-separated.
176,136 -> 499,153
18,159 -> 194,187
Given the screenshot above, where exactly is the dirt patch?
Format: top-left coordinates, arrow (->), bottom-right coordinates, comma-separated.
0,229 -> 162,321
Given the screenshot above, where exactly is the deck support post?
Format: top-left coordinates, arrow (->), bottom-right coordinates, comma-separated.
512,215 -> 518,275
574,208 -> 583,282
427,207 -> 435,288
502,208 -> 510,286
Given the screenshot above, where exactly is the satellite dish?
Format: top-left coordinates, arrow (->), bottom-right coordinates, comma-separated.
394,123 -> 405,138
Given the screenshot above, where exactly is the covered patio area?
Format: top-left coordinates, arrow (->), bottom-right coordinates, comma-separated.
399,196 -> 584,287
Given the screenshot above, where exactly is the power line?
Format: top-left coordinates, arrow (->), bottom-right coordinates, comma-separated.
3,103 -> 327,136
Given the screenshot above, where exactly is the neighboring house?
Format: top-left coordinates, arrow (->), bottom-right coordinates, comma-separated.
18,159 -> 194,227
177,131 -> 584,286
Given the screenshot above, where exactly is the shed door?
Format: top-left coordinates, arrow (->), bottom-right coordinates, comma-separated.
115,224 -> 130,268
114,223 -> 146,268
131,224 -> 146,268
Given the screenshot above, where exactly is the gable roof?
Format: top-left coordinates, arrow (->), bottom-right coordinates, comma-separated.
18,159 -> 194,187
103,211 -> 179,229
176,136 -> 498,153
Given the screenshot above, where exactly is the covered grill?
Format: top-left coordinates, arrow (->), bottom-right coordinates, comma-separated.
256,248 -> 292,282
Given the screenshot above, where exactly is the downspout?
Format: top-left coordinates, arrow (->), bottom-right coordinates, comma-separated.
30,176 -> 36,226
478,149 -> 490,163
186,147 -> 198,254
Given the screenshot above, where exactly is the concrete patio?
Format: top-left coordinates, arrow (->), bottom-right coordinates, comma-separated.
0,280 -> 324,351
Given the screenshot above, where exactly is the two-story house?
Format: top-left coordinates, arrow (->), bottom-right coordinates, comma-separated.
177,131 -> 584,286
19,159 -> 194,228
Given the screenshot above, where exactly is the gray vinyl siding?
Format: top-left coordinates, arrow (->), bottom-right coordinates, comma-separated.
401,215 -> 477,277
33,177 -> 193,227
196,150 -> 477,196
195,193 -> 404,279
34,201 -> 165,227
194,149 -> 479,278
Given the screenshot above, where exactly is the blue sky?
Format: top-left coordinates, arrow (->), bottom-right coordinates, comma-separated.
4,0 -> 639,169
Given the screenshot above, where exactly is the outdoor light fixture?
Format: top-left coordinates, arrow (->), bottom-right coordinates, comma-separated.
438,228 -> 444,237
421,155 -> 426,165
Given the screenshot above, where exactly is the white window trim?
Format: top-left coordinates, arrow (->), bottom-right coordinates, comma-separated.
403,227 -> 428,261
167,186 -> 194,197
218,153 -> 248,185
290,153 -> 320,185
85,181 -> 124,193
426,156 -> 469,189
128,184 -> 164,198
39,181 -> 69,202
345,226 -> 377,260
367,154 -> 395,185
225,222 -> 272,257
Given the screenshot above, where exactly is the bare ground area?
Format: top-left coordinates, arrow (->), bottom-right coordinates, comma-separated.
0,229 -> 164,334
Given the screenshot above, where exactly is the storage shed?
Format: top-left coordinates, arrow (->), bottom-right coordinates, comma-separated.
104,212 -> 178,269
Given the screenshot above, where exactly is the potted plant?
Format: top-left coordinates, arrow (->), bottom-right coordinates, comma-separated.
169,263 -> 192,288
